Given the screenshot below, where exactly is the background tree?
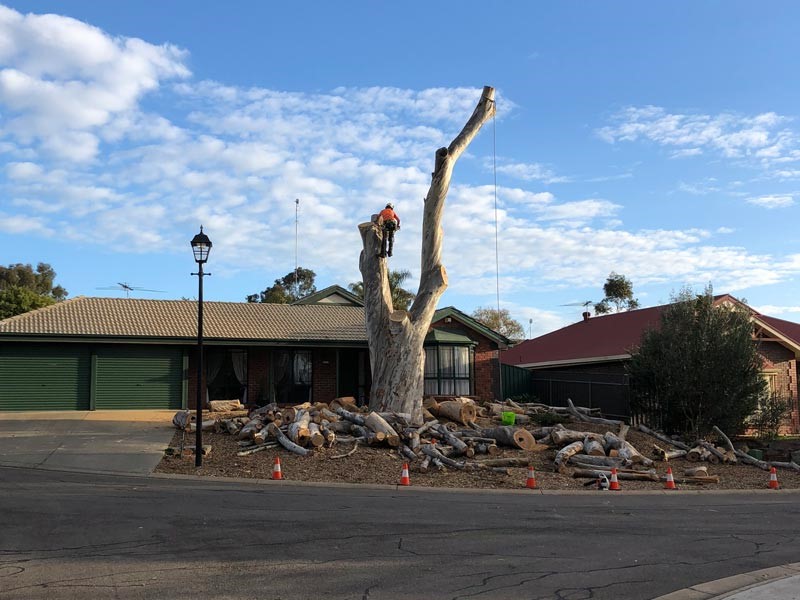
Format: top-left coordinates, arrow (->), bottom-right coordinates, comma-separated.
359,87 -> 495,423
246,268 -> 316,303
471,307 -> 524,340
349,269 -> 416,311
594,272 -> 639,314
0,263 -> 68,319
627,286 -> 766,438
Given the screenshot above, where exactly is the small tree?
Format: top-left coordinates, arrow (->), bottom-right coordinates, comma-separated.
628,286 -> 767,438
471,307 -> 524,340
0,263 -> 68,319
349,269 -> 416,311
750,394 -> 791,442
246,268 -> 316,303
594,272 -> 639,314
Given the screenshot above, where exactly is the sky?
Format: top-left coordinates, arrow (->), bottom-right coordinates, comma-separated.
2,1 -> 800,336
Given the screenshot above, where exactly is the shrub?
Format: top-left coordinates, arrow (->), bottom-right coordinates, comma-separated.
750,395 -> 791,442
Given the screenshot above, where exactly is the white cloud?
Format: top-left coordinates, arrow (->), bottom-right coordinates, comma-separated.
494,160 -> 567,184
747,194 -> 794,208
0,5 -> 189,161
5,161 -> 41,179
598,105 -> 795,162
753,304 -> 800,317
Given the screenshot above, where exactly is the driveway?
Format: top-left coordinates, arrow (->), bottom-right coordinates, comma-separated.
0,410 -> 175,475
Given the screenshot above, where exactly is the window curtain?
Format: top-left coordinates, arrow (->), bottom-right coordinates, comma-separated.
204,351 -> 225,406
231,351 -> 248,405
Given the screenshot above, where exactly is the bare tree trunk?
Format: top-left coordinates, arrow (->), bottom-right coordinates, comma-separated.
359,87 -> 496,424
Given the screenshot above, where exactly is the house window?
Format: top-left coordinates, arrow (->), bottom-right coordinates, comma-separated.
424,345 -> 473,396
763,372 -> 778,396
273,350 -> 313,404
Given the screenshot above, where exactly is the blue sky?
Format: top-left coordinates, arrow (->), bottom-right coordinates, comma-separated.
2,1 -> 800,335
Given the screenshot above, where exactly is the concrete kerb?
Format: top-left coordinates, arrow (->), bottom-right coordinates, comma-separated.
653,562 -> 800,600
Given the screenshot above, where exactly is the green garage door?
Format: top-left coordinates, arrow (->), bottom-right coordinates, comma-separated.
0,344 -> 91,411
95,346 -> 183,409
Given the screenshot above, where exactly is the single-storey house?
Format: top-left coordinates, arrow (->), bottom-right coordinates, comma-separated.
0,286 -> 509,411
501,294 -> 800,433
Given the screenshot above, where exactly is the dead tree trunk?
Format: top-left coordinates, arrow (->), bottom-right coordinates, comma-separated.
358,86 -> 496,424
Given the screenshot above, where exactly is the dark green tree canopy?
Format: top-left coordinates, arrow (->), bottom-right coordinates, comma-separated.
471,307 -> 525,340
246,268 -> 317,303
350,269 -> 415,311
627,287 -> 766,438
0,263 -> 68,319
594,272 -> 639,314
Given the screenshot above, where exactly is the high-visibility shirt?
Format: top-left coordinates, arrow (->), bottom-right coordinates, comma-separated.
379,208 -> 400,226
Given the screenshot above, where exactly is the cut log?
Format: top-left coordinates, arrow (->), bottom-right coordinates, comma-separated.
287,409 -> 311,446
172,410 -> 191,430
330,396 -> 358,411
696,440 -> 727,463
421,444 -> 466,470
583,437 -> 606,456
733,449 -> 770,471
770,461 -> 800,473
351,424 -> 384,445
555,441 -> 584,472
418,455 -> 431,473
320,408 -> 340,422
319,420 -> 336,446
281,407 -> 296,423
364,412 -> 401,447
335,407 -> 366,426
437,400 -> 478,425
568,455 -> 629,468
603,431 -> 653,466
617,422 -> 630,441
399,444 -> 417,462
686,446 -> 704,462
635,424 -> 691,451
684,466 -> 708,477
566,398 -> 623,426
416,419 -> 439,437
475,457 -> 531,468
572,468 -> 659,482
480,426 -> 537,450
327,420 -> 353,435
208,399 -> 243,412
307,422 -> 325,448
266,423 -> 309,456
220,419 -> 241,435
710,426 -> 738,464
652,445 -> 687,462
188,419 -> 216,432
434,424 -> 470,456
550,425 -> 604,447
236,442 -> 278,456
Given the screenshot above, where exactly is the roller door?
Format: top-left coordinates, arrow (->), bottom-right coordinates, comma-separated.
0,344 -> 90,411
95,346 -> 183,409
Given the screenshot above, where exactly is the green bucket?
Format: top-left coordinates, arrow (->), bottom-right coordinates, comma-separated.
747,449 -> 764,461
501,411 -> 516,426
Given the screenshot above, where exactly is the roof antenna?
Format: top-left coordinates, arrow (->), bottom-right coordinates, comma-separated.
295,198 -> 300,299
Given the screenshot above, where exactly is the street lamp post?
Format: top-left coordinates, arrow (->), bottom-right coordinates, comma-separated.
190,226 -> 212,467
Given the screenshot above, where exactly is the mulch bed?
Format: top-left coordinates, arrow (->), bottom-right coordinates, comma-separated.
155,418 -> 800,491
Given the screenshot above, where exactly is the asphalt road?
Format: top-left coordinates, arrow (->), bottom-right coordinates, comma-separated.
1,467 -> 799,600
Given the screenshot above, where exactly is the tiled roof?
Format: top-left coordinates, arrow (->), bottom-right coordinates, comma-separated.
0,297 -> 367,342
501,305 -> 664,367
502,294 -> 800,368
432,306 -> 511,347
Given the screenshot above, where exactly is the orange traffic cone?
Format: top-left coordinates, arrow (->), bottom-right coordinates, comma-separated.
664,467 -> 677,490
272,456 -> 283,480
526,466 -> 537,489
400,462 -> 411,486
768,466 -> 779,489
609,467 -> 621,491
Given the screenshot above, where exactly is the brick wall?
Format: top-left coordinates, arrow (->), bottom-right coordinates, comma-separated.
312,348 -> 338,403
247,348 -> 270,405
429,318 -> 501,402
757,341 -> 800,434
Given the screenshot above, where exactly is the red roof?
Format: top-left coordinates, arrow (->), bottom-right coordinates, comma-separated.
501,305 -> 665,367
503,294 -> 800,368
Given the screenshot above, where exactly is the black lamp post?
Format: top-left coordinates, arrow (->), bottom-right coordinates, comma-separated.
190,226 -> 212,467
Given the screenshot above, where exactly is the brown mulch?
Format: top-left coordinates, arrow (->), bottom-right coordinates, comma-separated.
155,417 -> 800,491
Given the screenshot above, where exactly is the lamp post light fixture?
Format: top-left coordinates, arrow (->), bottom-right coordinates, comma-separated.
190,226 -> 212,467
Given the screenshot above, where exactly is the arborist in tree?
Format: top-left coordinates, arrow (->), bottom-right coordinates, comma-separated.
378,203 -> 400,258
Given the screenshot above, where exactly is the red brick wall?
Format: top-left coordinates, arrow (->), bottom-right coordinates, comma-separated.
428,318 -> 501,402
312,348 -> 337,403
757,341 -> 799,434
247,349 -> 270,405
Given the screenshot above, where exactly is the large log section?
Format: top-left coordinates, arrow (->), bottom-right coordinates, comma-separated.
359,87 -> 496,424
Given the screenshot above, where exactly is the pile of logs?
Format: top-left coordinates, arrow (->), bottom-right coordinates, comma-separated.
173,396 -> 549,474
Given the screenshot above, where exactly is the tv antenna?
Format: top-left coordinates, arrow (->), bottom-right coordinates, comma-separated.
294,198 -> 300,299
96,282 -> 165,299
